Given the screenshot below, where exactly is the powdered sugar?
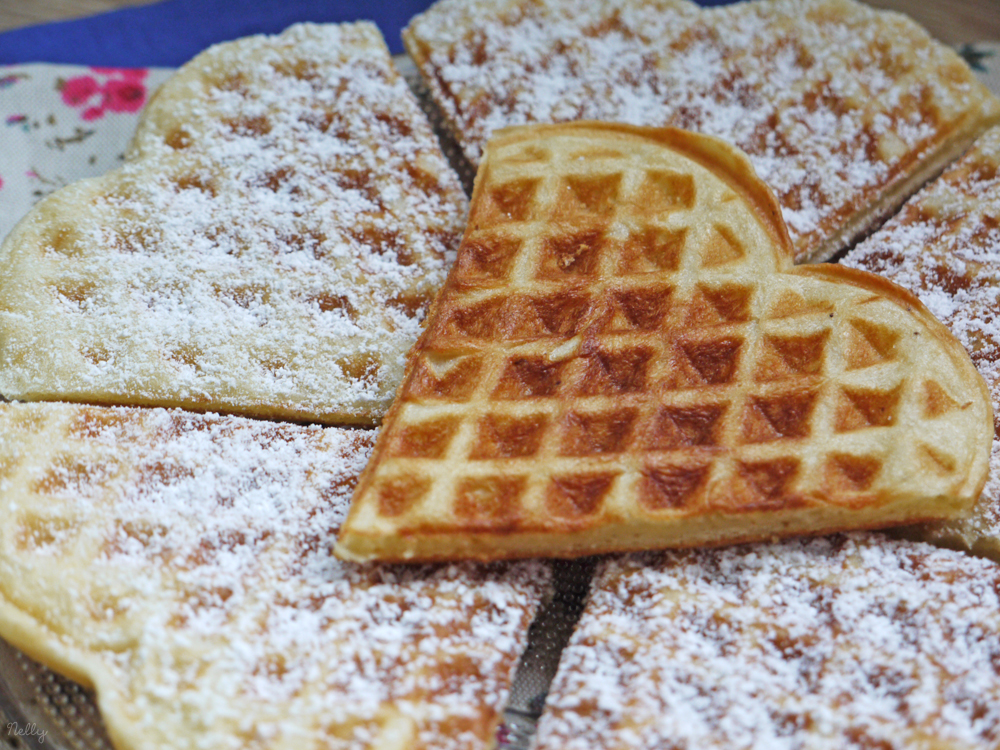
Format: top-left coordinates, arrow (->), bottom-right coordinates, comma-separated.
0,402 -> 548,749
535,534 -> 1000,750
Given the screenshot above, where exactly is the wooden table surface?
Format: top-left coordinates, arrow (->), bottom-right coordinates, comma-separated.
0,0 -> 997,45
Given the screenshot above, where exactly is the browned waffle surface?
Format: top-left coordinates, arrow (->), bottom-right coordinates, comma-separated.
0,402 -> 549,750
843,125 -> 1000,560
0,23 -> 467,425
533,534 -> 1000,749
335,122 -> 993,563
404,0 -> 1000,262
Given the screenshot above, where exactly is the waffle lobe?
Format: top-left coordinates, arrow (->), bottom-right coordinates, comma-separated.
336,122 -> 993,563
844,125 -> 1000,560
0,23 -> 467,425
403,0 -> 1000,263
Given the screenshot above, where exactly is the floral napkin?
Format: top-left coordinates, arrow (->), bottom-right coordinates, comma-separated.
0,65 -> 173,242
0,43 -> 998,244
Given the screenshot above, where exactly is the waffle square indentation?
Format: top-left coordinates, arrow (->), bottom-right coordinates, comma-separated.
603,287 -> 673,332
388,417 -> 460,459
471,413 -> 549,459
537,227 -> 606,277
844,318 -> 901,370
546,472 -> 618,519
619,226 -> 687,273
560,174 -> 622,216
754,331 -> 829,381
474,178 -> 540,223
493,357 -> 568,399
454,475 -> 526,524
528,292 -> 592,336
376,475 -> 431,517
407,353 -> 483,401
577,346 -> 654,395
834,384 -> 902,432
643,403 -> 728,450
669,337 -> 744,388
634,170 -> 696,213
639,461 -> 709,511
740,388 -> 819,443
560,409 -> 638,456
454,235 -> 524,286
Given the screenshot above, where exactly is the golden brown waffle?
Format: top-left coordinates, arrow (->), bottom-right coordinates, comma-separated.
335,122 -> 992,563
0,23 -> 467,425
533,534 -> 1000,749
404,0 -> 1000,263
843,125 -> 1000,561
0,401 -> 548,750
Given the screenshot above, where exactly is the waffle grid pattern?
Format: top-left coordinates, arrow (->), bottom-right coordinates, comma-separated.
340,125 -> 990,560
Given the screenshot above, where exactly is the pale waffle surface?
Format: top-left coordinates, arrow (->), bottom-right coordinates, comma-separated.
0,401 -> 548,750
0,23 -> 467,425
335,123 -> 992,563
534,534 -> 1000,750
843,125 -> 1000,560
404,0 -> 1000,262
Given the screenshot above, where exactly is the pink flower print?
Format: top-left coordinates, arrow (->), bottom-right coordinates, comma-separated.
60,75 -> 100,107
102,77 -> 146,114
0,175 -> 4,191
58,68 -> 149,121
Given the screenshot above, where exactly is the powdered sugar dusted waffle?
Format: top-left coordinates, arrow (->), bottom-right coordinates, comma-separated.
533,534 -> 1000,750
404,0 -> 1000,262
0,23 -> 467,425
843,125 -> 1000,560
334,123 -> 992,563
0,401 -> 548,750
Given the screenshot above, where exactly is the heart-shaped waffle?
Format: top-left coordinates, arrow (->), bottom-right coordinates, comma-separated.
336,122 -> 993,562
0,23 -> 466,425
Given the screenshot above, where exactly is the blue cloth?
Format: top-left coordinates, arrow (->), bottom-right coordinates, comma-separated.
0,0 -> 437,66
0,0 -> 736,68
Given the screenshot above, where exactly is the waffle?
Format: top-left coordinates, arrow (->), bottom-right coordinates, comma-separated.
842,125 -> 1000,561
404,0 -> 1000,263
0,23 -> 467,425
533,534 -> 1000,750
0,401 -> 548,750
334,122 -> 992,563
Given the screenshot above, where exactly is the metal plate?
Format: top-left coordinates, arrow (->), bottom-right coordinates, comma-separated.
0,638 -> 112,750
